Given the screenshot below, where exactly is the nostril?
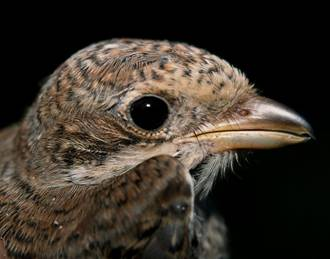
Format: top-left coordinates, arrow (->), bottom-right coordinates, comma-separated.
238,109 -> 250,116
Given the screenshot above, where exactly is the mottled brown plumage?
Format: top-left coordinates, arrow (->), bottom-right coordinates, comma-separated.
0,39 -> 311,258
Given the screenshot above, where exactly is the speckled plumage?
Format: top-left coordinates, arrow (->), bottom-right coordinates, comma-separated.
0,39 -> 311,258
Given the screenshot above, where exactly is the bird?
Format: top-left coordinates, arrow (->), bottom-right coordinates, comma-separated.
0,39 -> 312,258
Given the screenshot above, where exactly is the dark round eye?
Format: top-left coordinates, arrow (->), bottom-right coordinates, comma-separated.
129,96 -> 169,131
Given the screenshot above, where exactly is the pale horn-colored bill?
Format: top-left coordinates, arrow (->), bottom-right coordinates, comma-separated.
175,97 -> 313,153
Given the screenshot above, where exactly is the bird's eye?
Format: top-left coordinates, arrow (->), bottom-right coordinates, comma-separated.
129,95 -> 169,131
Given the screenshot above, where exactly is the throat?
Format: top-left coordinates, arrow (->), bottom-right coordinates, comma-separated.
189,151 -> 238,198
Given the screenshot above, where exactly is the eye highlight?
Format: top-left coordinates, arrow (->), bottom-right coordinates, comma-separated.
129,95 -> 169,131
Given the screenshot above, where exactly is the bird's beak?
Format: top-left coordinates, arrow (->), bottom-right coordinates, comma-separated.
176,97 -> 313,153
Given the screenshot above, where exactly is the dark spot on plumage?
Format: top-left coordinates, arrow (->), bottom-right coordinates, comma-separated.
76,59 -> 91,82
53,208 -> 67,214
117,174 -> 128,188
0,201 -> 8,207
154,166 -> 164,178
208,66 -> 219,74
26,220 -> 37,228
63,147 -> 77,166
53,125 -> 65,142
94,151 -> 108,165
14,230 -> 33,243
0,189 -> 7,196
132,170 -> 143,186
115,189 -> 128,207
219,82 -> 225,89
41,232 -> 49,240
139,69 -> 146,82
12,175 -> 35,197
151,69 -> 162,81
36,108 -> 43,124
90,53 -> 103,67
66,88 -> 75,102
159,56 -> 169,70
88,240 -> 100,250
56,77 -> 63,94
187,54 -> 197,63
191,111 -> 197,120
30,193 -> 43,204
197,75 -> 204,84
162,157 -> 171,168
83,176 -> 96,181
53,202 -> 81,215
180,61 -> 189,70
2,226 -> 12,239
183,68 -> 192,77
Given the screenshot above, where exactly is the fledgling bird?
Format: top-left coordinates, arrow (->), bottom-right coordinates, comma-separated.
0,39 -> 312,258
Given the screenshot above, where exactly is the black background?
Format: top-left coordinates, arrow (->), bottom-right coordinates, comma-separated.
0,5 -> 328,259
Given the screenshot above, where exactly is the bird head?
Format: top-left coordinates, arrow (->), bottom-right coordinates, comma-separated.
19,39 -> 312,194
